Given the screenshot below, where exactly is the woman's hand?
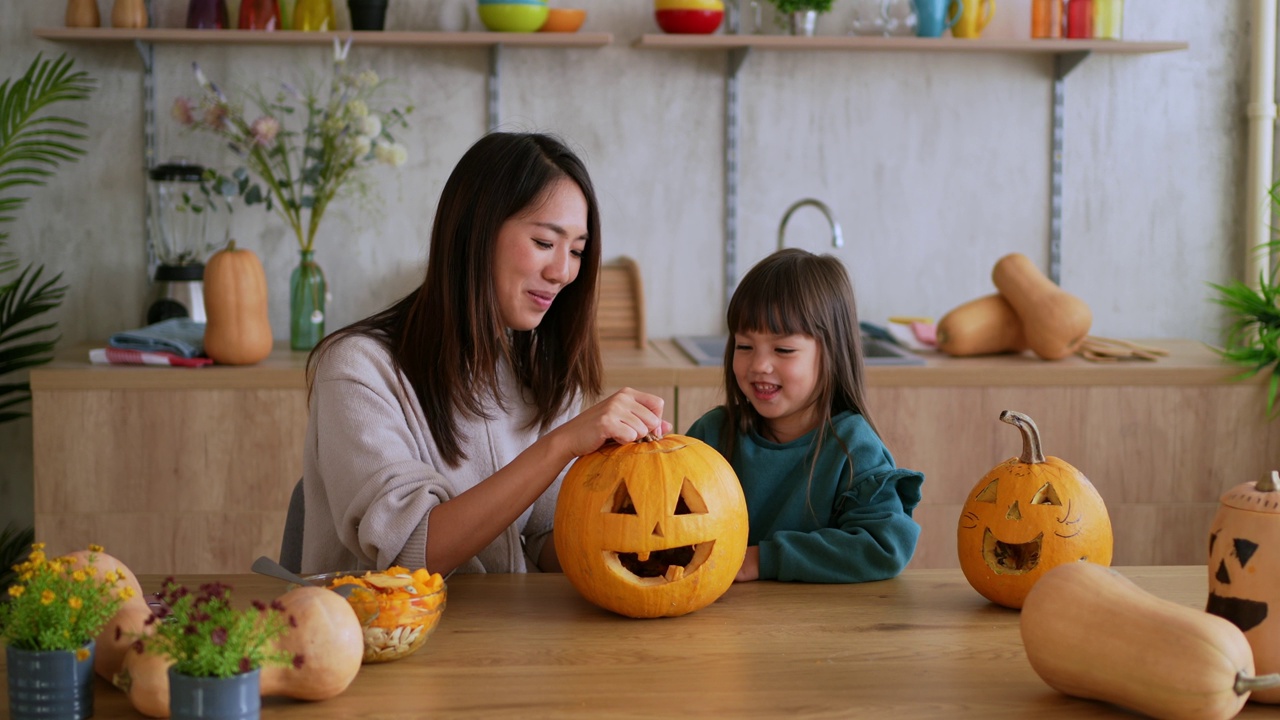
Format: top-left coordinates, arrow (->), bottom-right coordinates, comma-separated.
735,546 -> 760,582
554,387 -> 672,458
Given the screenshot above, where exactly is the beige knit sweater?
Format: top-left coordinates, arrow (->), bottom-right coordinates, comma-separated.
300,334 -> 576,575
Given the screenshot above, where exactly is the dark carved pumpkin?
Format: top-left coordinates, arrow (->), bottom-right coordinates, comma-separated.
1207,470 -> 1280,704
554,434 -> 748,618
957,410 -> 1113,609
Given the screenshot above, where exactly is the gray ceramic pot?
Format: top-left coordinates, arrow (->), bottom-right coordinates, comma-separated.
6,640 -> 96,720
168,667 -> 261,720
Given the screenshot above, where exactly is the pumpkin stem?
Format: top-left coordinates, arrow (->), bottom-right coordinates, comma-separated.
1258,470 -> 1279,493
641,433 -> 659,443
999,410 -> 1046,465
227,239 -> 237,252
1234,671 -> 1280,695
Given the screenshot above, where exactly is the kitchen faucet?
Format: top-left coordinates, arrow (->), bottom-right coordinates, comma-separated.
777,198 -> 844,252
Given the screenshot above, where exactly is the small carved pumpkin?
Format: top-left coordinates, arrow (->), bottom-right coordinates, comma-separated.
1207,471 -> 1280,704
957,410 -> 1113,609
554,434 -> 748,618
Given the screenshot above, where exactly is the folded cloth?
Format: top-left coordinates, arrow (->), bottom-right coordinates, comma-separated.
90,347 -> 214,368
108,318 -> 206,359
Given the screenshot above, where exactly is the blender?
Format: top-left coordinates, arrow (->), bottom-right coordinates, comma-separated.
145,159 -> 217,325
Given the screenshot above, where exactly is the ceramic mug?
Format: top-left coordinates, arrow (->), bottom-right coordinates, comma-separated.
951,0 -> 992,38
915,0 -> 960,37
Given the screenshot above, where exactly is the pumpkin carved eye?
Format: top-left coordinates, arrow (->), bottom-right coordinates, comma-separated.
975,480 -> 998,503
1032,482 -> 1062,506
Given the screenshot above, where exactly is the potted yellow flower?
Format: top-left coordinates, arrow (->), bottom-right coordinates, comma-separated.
1,543 -> 136,720
132,577 -> 297,720
171,37 -> 412,350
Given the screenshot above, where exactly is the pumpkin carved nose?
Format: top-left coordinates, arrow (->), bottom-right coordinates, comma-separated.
652,522 -> 664,538
1006,501 -> 1022,521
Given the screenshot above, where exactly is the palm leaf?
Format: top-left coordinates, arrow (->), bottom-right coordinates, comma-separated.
0,53 -> 94,250
0,522 -> 35,594
0,265 -> 66,420
0,53 -> 94,426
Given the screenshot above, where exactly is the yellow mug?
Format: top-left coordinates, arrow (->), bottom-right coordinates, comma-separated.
952,0 -> 994,38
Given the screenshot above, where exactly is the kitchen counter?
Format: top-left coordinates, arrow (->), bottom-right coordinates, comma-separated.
29,338 -> 1279,574
0,567 -> 1269,719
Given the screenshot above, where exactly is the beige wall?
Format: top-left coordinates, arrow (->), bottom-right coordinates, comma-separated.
0,0 -> 1252,528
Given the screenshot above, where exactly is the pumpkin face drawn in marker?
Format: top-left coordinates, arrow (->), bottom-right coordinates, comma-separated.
957,411 -> 1113,610
1207,471 -> 1280,703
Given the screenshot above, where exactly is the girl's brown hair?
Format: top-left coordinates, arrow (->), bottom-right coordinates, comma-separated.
308,132 -> 604,467
719,248 -> 878,471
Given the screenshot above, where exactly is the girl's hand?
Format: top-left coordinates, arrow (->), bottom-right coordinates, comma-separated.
557,387 -> 671,458
735,546 -> 760,582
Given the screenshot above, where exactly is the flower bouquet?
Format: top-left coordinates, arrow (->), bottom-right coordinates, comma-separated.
135,577 -> 297,678
2,543 -> 136,719
130,578 -> 298,717
1,543 -> 135,654
172,38 -> 412,350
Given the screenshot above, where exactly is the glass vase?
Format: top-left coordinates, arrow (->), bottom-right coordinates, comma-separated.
6,641 -> 96,720
168,667 -> 260,720
290,249 -> 327,351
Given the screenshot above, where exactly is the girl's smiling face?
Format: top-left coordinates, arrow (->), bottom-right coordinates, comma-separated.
492,177 -> 589,331
732,330 -> 822,443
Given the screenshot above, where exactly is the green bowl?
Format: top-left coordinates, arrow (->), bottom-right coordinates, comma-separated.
478,3 -> 550,32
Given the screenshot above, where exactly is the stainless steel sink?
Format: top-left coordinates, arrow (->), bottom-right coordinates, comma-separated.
673,334 -> 925,367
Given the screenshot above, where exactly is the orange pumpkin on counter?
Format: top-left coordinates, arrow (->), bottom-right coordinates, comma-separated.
202,239 -> 272,365
554,434 -> 748,618
957,410 -> 1113,609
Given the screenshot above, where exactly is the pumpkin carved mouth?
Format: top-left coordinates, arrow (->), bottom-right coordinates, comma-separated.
614,542 -> 714,584
982,528 -> 1042,575
1206,593 -> 1269,633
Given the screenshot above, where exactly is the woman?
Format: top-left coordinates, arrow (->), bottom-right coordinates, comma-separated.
301,132 -> 669,576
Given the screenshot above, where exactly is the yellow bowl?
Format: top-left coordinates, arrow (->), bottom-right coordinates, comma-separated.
654,0 -> 724,10
539,7 -> 586,32
305,569 -> 447,664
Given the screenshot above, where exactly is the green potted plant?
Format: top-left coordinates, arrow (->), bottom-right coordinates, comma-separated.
769,0 -> 834,35
133,577 -> 297,719
0,53 -> 93,593
1210,184 -> 1280,415
1,543 -> 136,719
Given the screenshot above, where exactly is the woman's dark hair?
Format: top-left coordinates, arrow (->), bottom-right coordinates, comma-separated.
308,132 -> 603,467
719,248 -> 877,468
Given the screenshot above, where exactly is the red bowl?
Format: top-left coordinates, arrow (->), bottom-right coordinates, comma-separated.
655,8 -> 723,34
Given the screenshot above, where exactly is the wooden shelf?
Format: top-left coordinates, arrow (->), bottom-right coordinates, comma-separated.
33,27 -> 614,48
633,34 -> 1188,53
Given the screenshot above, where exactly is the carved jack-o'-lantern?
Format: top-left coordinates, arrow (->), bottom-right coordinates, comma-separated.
554,434 -> 748,618
957,410 -> 1113,609
1207,471 -> 1280,704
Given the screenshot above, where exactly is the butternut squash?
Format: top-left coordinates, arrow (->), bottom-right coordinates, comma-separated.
259,586 -> 364,700
991,253 -> 1092,360
935,293 -> 1028,357
202,239 -> 273,366
114,645 -> 174,718
1021,561 -> 1280,720
94,597 -> 153,681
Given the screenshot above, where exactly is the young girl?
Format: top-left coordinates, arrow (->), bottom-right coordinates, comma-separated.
685,248 -> 924,583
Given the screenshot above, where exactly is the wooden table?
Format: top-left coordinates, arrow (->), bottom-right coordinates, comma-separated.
2,567 -> 1272,718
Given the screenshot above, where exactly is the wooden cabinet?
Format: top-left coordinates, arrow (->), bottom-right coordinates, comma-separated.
34,339 -> 1277,575
30,344 -> 675,575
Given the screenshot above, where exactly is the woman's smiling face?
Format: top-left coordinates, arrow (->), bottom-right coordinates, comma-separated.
492,177 -> 589,331
732,330 -> 822,443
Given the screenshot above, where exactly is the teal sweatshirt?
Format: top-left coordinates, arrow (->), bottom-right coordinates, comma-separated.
686,407 -> 924,583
